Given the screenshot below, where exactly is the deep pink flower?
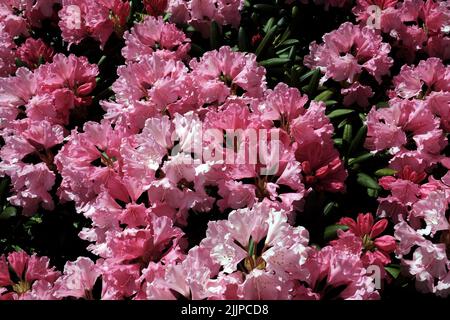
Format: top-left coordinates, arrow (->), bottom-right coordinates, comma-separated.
337,213 -> 396,266
16,38 -> 54,70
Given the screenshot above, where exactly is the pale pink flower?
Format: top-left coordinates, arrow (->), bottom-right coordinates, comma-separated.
54,257 -> 100,299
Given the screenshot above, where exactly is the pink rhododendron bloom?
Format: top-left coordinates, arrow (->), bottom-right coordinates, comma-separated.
189,46 -> 266,105
54,257 -> 100,299
291,102 -> 347,193
335,213 -> 396,266
157,202 -> 311,300
365,98 -> 447,163
341,82 -> 373,107
0,120 -> 63,214
0,0 -> 28,37
16,38 -> 54,70
104,53 -> 190,130
36,53 -> 98,107
293,246 -> 380,300
0,251 -> 60,300
122,16 -> 190,63
304,22 -> 393,84
55,120 -> 131,211
0,26 -> 16,76
391,58 -> 450,99
59,0 -> 130,48
189,0 -> 244,37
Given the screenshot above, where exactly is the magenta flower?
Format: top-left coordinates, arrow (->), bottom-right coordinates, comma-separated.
338,213 -> 396,266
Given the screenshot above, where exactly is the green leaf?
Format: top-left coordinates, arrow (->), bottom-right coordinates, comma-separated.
0,207 -> 16,220
97,55 -> 107,66
163,12 -> 172,22
288,45 -> 296,61
238,27 -> 249,52
256,25 -> 277,57
314,90 -> 334,102
343,124 -> 353,144
333,138 -> 343,146
303,68 -> 321,95
15,58 -> 26,68
324,100 -> 338,106
185,25 -> 196,33
337,118 -> 349,129
367,188 -> 379,197
323,201 -> 338,216
275,26 -> 292,47
12,245 -> 23,252
358,112 -> 367,122
324,224 -> 349,241
263,17 -> 275,34
291,5 -> 300,18
327,109 -> 355,119
375,168 -> 397,177
357,173 -> 381,190
348,153 -> 374,166
385,265 -> 401,279
253,4 -> 278,12
259,57 -> 291,67
279,39 -> 299,47
299,69 -> 318,82
376,101 -> 389,108
209,21 -> 220,49
247,237 -> 255,257
348,125 -> 367,155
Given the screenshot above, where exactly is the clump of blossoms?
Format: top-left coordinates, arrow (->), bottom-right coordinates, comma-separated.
304,22 -> 393,107
0,54 -> 98,214
0,0 -> 449,301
